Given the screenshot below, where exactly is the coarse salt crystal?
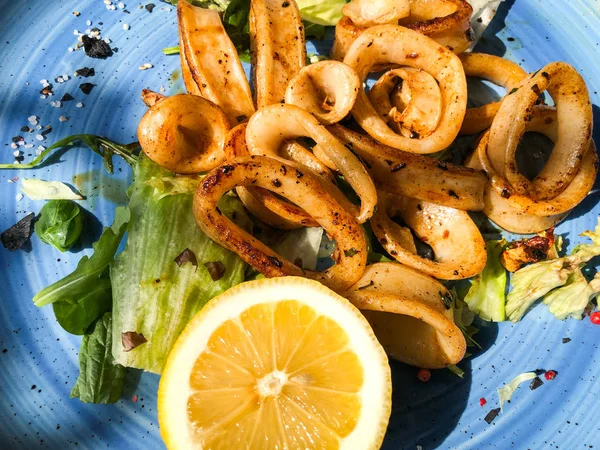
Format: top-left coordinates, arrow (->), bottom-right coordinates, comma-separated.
28,115 -> 38,124
17,140 -> 24,146
86,20 -> 92,26
68,47 -> 74,52
104,38 -> 111,44
123,23 -> 130,30
76,102 -> 84,108
63,74 -> 69,80
40,95 -> 46,99
24,144 -> 33,148
160,85 -> 165,93
7,179 -> 14,183
103,0 -> 111,4
16,194 -> 24,201
59,116 -> 68,122
165,7 -> 171,12
118,2 -> 125,9
36,134 -> 45,141
53,101 -> 62,108
109,4 -> 116,10
40,79 -> 48,85
73,29 -> 79,36
10,143 -> 18,149
73,11 -> 80,16
85,29 -> 91,34
13,150 -> 21,157
36,125 -> 42,130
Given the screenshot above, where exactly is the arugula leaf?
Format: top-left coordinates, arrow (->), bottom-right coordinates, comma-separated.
35,200 -> 83,252
70,313 -> 126,404
0,135 -> 139,174
162,45 -> 180,55
111,154 -> 250,373
33,206 -> 130,308
464,240 -> 507,322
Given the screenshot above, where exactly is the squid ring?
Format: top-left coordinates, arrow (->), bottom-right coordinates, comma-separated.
342,263 -> 466,368
368,67 -> 442,138
488,62 -> 593,201
342,0 -> 410,27
284,61 -> 361,125
370,192 -> 487,279
141,89 -> 166,107
332,0 -> 473,62
344,25 -> 467,154
246,104 -> 378,223
328,124 -> 487,211
459,52 -> 528,135
193,156 -> 368,292
137,94 -> 230,174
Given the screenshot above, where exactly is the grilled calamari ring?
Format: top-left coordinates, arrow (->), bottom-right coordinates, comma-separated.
193,156 -> 368,292
246,104 -> 378,223
468,108 -> 598,233
250,0 -> 306,107
368,68 -> 442,138
138,94 -> 230,174
332,0 -> 473,62
344,25 -> 467,154
328,125 -> 487,211
342,263 -> 466,368
284,61 -> 361,125
370,192 -> 487,279
488,62 -> 593,201
178,0 -> 255,126
141,89 -> 166,107
343,0 -> 410,27
459,52 -> 528,135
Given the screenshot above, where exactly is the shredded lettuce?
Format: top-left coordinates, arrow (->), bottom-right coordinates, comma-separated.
111,154 -> 251,373
22,179 -> 83,200
145,174 -> 202,200
464,240 -> 507,322
70,313 -> 126,404
543,270 -> 600,320
497,371 -> 537,412
506,219 -> 600,322
296,0 -> 346,26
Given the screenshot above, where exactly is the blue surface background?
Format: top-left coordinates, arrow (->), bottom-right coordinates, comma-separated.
0,0 -> 599,449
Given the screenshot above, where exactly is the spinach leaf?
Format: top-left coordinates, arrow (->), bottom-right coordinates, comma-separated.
70,313 -> 126,404
35,200 -> 83,252
33,206 -> 130,308
53,280 -> 112,335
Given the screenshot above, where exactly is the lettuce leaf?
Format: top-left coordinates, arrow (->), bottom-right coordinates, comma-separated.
296,0 -> 346,26
497,371 -> 537,412
543,270 -> 600,320
70,313 -> 126,404
33,206 -> 130,308
111,154 -> 250,373
506,219 -> 600,322
22,179 -> 83,200
464,240 -> 507,322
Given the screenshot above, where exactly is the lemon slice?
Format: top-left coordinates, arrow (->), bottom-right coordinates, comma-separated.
158,276 -> 391,449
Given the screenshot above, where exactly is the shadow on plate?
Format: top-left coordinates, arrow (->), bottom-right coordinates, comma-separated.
383,321 -> 499,449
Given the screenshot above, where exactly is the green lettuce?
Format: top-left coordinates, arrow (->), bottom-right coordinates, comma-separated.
296,0 -> 346,26
111,154 -> 250,373
464,240 -> 507,322
71,313 -> 126,404
543,270 -> 600,320
506,219 -> 600,322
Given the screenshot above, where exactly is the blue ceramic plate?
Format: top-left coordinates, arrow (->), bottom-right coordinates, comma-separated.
1,1 -> 599,449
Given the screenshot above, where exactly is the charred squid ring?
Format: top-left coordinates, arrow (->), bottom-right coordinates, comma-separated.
178,0 -> 255,126
193,156 -> 368,292
488,62 -> 593,201
343,0 -> 410,27
137,94 -> 230,174
344,25 -> 467,154
473,108 -> 598,219
284,61 -> 361,125
332,0 -> 473,62
459,52 -> 528,135
225,123 -> 318,229
327,124 -> 487,211
141,89 -> 166,107
250,0 -> 306,107
246,103 -> 378,223
342,262 -> 466,368
368,67 -> 442,138
370,192 -> 487,280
